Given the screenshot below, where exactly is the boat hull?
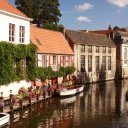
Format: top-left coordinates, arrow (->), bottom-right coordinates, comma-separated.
59,85 -> 84,97
0,113 -> 10,127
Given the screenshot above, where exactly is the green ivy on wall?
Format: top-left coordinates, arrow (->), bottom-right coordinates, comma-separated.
36,66 -> 76,80
0,41 -> 37,85
0,41 -> 76,86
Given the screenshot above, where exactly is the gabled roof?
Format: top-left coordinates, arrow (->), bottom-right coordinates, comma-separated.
30,26 -> 73,55
0,0 -> 28,18
65,29 -> 116,48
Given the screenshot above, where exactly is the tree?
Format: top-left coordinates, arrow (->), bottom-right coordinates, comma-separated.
15,0 -> 62,30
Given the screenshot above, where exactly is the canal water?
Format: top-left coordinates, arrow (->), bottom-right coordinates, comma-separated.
3,79 -> 128,128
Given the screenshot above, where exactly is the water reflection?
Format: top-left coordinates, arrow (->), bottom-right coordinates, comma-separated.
4,79 -> 128,128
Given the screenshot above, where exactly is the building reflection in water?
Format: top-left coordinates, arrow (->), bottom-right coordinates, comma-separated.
7,79 -> 128,128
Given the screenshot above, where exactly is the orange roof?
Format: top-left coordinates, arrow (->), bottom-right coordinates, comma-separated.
0,0 -> 28,18
30,26 -> 73,55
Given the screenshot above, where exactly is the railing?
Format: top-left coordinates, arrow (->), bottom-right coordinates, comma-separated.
0,86 -> 55,113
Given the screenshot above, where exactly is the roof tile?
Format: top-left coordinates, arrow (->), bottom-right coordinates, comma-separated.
0,0 -> 28,18
30,26 -> 74,55
65,29 -> 116,48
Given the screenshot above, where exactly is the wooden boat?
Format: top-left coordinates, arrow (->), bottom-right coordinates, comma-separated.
58,85 -> 84,97
0,113 -> 10,127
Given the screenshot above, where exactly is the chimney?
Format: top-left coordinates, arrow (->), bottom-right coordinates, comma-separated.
59,26 -> 65,36
108,24 -> 112,30
107,25 -> 114,40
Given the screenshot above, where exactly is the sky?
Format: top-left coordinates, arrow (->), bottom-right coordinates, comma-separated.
9,0 -> 128,30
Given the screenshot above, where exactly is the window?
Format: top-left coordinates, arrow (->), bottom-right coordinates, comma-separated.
108,47 -> 111,53
16,59 -> 26,76
62,56 -> 66,67
95,56 -> 100,71
80,55 -> 85,72
88,55 -> 92,72
108,56 -> 111,70
9,23 -> 15,42
21,59 -> 26,71
124,47 -> 127,64
96,46 -> 99,53
80,45 -> 85,53
103,47 -> 106,53
42,55 -> 46,67
21,59 -> 26,76
88,46 -> 92,53
19,26 -> 25,43
102,56 -> 106,71
53,56 -> 57,65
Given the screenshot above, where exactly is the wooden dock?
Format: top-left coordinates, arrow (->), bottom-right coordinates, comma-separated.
2,95 -> 51,113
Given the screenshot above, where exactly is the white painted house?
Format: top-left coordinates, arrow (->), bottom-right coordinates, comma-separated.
0,0 -> 32,97
114,31 -> 128,78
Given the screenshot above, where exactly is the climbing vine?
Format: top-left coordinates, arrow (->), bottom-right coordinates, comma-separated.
0,41 -> 37,85
0,41 -> 76,86
36,66 -> 76,80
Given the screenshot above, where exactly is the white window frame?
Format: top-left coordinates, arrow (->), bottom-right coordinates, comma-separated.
19,26 -> 25,43
9,23 -> 15,42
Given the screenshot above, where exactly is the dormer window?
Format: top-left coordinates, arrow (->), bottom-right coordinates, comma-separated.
19,26 -> 25,43
9,23 -> 15,42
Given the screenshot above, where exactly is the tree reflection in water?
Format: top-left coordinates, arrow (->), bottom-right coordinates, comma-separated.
5,79 -> 128,128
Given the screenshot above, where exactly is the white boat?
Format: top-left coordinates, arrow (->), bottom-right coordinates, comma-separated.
58,85 -> 84,97
60,96 -> 76,104
0,113 -> 10,127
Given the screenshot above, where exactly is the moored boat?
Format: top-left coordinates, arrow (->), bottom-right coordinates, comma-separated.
58,85 -> 84,97
0,113 -> 10,127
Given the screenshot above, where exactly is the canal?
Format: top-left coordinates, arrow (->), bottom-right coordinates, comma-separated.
3,79 -> 128,128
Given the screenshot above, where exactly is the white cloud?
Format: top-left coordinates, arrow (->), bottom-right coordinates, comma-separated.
75,2 -> 94,12
107,0 -> 128,8
77,16 -> 92,22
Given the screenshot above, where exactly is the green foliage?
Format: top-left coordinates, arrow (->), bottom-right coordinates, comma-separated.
0,41 -> 75,85
59,66 -> 76,76
0,41 -> 37,85
36,66 -> 76,80
15,0 -> 62,31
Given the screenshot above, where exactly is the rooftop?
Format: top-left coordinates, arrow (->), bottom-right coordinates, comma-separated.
65,29 -> 116,48
30,26 -> 73,55
0,0 -> 28,18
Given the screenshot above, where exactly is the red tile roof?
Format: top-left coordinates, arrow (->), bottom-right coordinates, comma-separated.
30,26 -> 74,55
0,0 -> 28,18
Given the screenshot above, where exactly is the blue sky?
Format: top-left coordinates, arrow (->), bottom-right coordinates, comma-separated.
9,0 -> 128,30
